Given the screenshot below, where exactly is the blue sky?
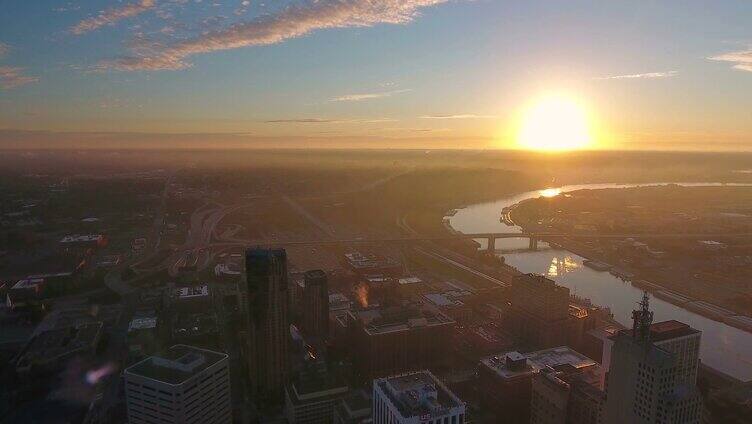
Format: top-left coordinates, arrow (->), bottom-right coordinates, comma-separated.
1,0 -> 751,150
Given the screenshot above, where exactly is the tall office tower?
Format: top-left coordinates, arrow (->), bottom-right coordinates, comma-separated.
302,269 -> 329,340
372,370 -> 466,424
124,345 -> 230,424
508,273 -> 570,348
244,248 -> 290,399
604,292 -> 703,424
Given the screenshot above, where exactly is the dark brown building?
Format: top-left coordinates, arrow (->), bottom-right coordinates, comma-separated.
243,248 -> 290,401
347,304 -> 454,382
508,273 -> 570,349
302,270 -> 329,341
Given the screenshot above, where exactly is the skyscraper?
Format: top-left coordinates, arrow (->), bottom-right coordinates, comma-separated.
244,248 -> 290,399
302,269 -> 329,340
604,292 -> 703,424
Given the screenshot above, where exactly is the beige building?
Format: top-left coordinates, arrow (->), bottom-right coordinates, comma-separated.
604,294 -> 702,424
124,345 -> 230,424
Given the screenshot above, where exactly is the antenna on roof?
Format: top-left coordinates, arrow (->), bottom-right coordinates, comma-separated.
631,290 -> 653,343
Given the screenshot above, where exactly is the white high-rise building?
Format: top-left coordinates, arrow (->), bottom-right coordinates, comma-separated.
604,293 -> 702,424
124,345 -> 231,424
372,370 -> 466,424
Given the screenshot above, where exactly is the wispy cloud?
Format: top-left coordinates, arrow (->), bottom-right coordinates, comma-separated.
708,48 -> 752,72
0,42 -> 9,59
71,0 -> 156,35
99,0 -> 448,71
265,118 -> 341,123
381,127 -> 450,132
330,89 -> 412,102
0,66 -> 39,89
264,117 -> 397,124
596,70 -> 678,80
53,3 -> 82,13
420,114 -> 497,119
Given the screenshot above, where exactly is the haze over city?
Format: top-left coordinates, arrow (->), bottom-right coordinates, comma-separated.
2,0 -> 752,150
2,2 -> 752,424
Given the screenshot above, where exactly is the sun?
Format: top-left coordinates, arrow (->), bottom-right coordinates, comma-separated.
517,96 -> 593,152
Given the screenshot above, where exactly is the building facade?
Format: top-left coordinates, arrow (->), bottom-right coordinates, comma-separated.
302,269 -> 329,340
372,371 -> 466,424
479,347 -> 600,423
348,305 -> 454,382
508,273 -> 570,349
530,364 -> 605,424
604,293 -> 702,424
284,362 -> 349,424
124,345 -> 230,424
243,248 -> 290,399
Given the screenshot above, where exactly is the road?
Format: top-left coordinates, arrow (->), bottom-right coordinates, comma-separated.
413,246 -> 510,288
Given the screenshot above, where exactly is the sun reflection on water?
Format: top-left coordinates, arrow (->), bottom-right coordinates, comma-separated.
546,256 -> 581,277
539,188 -> 561,198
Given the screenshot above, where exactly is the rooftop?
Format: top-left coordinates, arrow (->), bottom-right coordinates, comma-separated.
424,293 -> 457,307
481,346 -> 596,380
16,322 -> 103,370
398,277 -> 422,285
125,345 -> 227,385
513,273 -> 570,294
60,234 -> 104,243
304,269 -> 327,281
352,305 -> 454,335
129,317 -> 158,332
649,320 -> 700,342
376,371 -> 463,419
176,285 -> 209,298
12,278 -> 45,290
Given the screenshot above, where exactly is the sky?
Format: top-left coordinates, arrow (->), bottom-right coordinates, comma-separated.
0,0 -> 751,150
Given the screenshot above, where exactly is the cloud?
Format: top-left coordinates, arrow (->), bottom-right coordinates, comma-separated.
71,0 -> 156,35
53,3 -> 82,12
381,127 -> 450,132
708,49 -> 752,72
264,117 -> 397,123
330,89 -> 411,102
99,0 -> 447,71
265,118 -> 341,123
596,71 -> 678,80
0,42 -> 9,59
0,66 -> 39,89
420,114 -> 497,119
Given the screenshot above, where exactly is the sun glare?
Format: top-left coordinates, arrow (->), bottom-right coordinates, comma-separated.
539,188 -> 561,198
517,96 -> 592,152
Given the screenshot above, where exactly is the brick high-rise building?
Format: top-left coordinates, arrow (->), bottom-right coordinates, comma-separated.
478,346 -> 599,423
508,273 -> 570,349
347,304 -> 454,382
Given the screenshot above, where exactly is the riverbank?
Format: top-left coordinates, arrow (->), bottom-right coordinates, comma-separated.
537,234 -> 752,334
448,182 -> 752,381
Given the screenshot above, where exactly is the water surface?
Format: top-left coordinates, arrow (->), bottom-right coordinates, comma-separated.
449,183 -> 752,381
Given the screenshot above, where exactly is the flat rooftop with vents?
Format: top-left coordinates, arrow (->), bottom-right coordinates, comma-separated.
481,346 -> 596,380
373,370 -> 465,422
125,344 -> 228,385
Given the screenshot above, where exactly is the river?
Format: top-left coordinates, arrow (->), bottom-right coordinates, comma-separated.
448,182 -> 752,381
